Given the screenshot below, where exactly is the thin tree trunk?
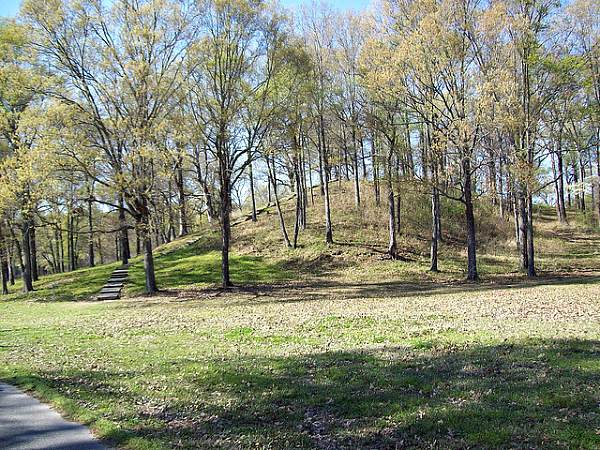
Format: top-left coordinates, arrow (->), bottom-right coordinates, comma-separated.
176,155 -> 189,236
396,183 -> 401,236
68,214 -> 77,271
119,194 -> 130,265
29,222 -> 38,281
430,186 -> 440,272
87,192 -> 95,267
21,216 -> 34,292
372,132 -> 381,207
580,155 -> 586,211
268,155 -> 291,248
248,150 -> 257,222
141,213 -> 158,294
0,227 -> 9,294
596,142 -> 600,222
293,168 -> 302,249
320,115 -> 333,244
430,148 -> 440,272
386,148 -> 397,259
526,194 -> 536,277
556,140 -> 568,223
218,133 -> 233,288
299,137 -> 308,230
387,188 -> 397,259
463,157 -> 478,281
518,188 -> 528,271
58,226 -> 64,273
352,126 -> 361,208
316,126 -> 325,197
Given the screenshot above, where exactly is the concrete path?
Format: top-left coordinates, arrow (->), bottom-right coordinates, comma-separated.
0,383 -> 108,450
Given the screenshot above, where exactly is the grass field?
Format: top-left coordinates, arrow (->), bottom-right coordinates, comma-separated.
1,187 -> 600,449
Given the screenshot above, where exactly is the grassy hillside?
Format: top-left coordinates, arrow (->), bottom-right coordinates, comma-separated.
4,180 -> 596,301
1,181 -> 600,449
120,179 -> 600,295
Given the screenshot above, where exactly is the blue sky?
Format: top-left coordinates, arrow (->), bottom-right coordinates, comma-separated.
0,0 -> 370,17
0,0 -> 20,17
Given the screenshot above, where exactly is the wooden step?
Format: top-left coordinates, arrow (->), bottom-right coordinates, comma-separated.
100,287 -> 122,294
109,274 -> 128,279
98,293 -> 120,301
97,266 -> 131,301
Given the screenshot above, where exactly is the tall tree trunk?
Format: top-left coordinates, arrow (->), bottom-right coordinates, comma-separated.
29,221 -> 38,281
573,161 -> 581,210
119,193 -> 130,265
463,157 -> 478,281
140,212 -> 158,294
596,142 -> 600,222
387,188 -> 397,259
299,138 -> 308,230
372,133 -> 381,207
21,216 -> 34,292
293,168 -> 302,249
0,227 -> 9,295
430,185 -> 440,272
526,194 -> 536,277
218,135 -> 233,288
386,150 -> 397,259
395,183 -> 401,236
268,155 -> 291,248
320,115 -> 333,244
360,136 -> 367,179
499,160 -> 506,219
176,155 -> 189,236
9,250 -> 15,285
316,125 -> 325,197
308,146 -> 315,206
248,150 -> 257,222
556,142 -> 567,223
58,226 -> 64,273
68,214 -> 77,271
552,144 -> 567,224
87,193 -> 95,267
518,188 -> 529,271
352,126 -> 361,208
580,155 -> 586,211
430,150 -> 440,272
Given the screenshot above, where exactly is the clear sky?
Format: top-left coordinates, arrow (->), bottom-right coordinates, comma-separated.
0,0 -> 371,17
0,0 -> 21,17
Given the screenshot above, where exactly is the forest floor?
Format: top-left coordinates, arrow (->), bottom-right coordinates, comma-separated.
1,186 -> 600,449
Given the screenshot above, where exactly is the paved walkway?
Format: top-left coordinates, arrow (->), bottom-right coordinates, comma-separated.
0,383 -> 108,450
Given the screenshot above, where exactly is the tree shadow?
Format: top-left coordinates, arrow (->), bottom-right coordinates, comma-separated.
207,271 -> 600,308
6,339 -> 600,449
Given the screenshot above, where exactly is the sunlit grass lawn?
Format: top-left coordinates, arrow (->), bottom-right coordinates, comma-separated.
2,274 -> 600,449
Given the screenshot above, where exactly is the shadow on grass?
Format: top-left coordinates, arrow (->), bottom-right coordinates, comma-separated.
6,339 -> 600,449
201,271 -> 600,308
